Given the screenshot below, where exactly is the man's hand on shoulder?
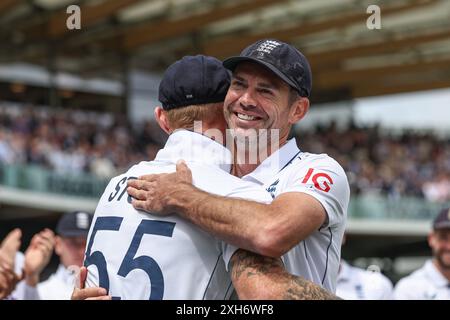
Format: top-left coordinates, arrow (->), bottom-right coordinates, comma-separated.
127,160 -> 194,214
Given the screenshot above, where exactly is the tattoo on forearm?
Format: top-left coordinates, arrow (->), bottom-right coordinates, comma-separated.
281,275 -> 340,300
230,250 -> 341,300
230,250 -> 282,279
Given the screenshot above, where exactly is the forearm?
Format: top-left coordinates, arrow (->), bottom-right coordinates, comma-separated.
169,183 -> 274,256
170,185 -> 322,257
130,166 -> 324,256
230,250 -> 340,300
24,274 -> 40,287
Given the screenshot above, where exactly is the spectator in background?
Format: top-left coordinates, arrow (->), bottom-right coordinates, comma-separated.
297,122 -> 450,201
1,102 -> 449,202
423,172 -> 450,203
394,207 -> 450,299
0,229 -> 22,299
0,103 -> 163,177
336,234 -> 393,300
37,211 -> 93,300
1,228 -> 55,300
0,260 -> 20,299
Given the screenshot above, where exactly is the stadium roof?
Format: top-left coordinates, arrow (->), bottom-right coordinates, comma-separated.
1,0 -> 450,103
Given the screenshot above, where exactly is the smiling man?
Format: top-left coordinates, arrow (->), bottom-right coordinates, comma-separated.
394,207 -> 450,300
128,39 -> 350,293
75,54 -> 339,300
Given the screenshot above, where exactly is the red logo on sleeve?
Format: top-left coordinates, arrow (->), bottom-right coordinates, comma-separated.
301,168 -> 333,193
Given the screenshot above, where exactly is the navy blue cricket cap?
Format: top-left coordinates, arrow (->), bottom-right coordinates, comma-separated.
433,207 -> 450,230
158,55 -> 230,110
56,211 -> 93,237
223,39 -> 312,97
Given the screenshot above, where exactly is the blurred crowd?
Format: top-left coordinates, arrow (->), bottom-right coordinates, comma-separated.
0,102 -> 162,178
1,101 -> 450,300
1,102 -> 450,202
297,122 -> 450,202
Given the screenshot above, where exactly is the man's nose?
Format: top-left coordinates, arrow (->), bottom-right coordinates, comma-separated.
238,90 -> 257,108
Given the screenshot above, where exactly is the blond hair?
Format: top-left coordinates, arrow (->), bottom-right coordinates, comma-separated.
165,102 -> 224,130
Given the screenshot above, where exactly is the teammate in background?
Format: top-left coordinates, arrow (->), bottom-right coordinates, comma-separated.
0,258 -> 19,299
37,211 -> 92,300
336,233 -> 393,300
394,207 -> 450,300
80,55 -> 339,300
336,260 -> 393,300
0,229 -> 22,299
1,228 -> 55,300
128,39 -> 350,293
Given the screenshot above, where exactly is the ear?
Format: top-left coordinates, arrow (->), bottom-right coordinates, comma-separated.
54,236 -> 62,256
154,106 -> 172,134
289,97 -> 309,125
428,232 -> 435,248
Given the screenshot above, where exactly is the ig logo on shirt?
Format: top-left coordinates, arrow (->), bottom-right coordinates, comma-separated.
302,168 -> 334,193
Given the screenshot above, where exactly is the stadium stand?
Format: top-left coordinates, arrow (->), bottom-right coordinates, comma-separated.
1,0 -> 450,300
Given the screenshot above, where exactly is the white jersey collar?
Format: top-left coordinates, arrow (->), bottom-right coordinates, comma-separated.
424,260 -> 450,287
155,129 -> 232,173
242,138 -> 300,185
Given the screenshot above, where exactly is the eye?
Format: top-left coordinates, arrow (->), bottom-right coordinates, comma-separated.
231,80 -> 245,88
258,88 -> 274,96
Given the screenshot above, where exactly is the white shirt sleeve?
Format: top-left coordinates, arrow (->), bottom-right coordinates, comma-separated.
380,276 -> 394,300
369,273 -> 394,300
220,242 -> 239,272
282,156 -> 350,228
393,278 -> 424,300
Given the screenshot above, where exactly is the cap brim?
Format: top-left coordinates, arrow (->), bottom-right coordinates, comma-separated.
223,56 -> 300,94
57,230 -> 89,237
434,221 -> 450,230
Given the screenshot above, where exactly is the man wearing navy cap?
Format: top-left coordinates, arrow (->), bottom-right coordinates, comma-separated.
394,207 -> 450,299
75,55 -> 338,300
37,211 -> 92,300
128,39 -> 350,293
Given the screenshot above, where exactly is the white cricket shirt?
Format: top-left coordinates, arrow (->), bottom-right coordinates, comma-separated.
37,264 -> 77,300
393,260 -> 450,300
241,138 -> 350,292
85,130 -> 272,300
